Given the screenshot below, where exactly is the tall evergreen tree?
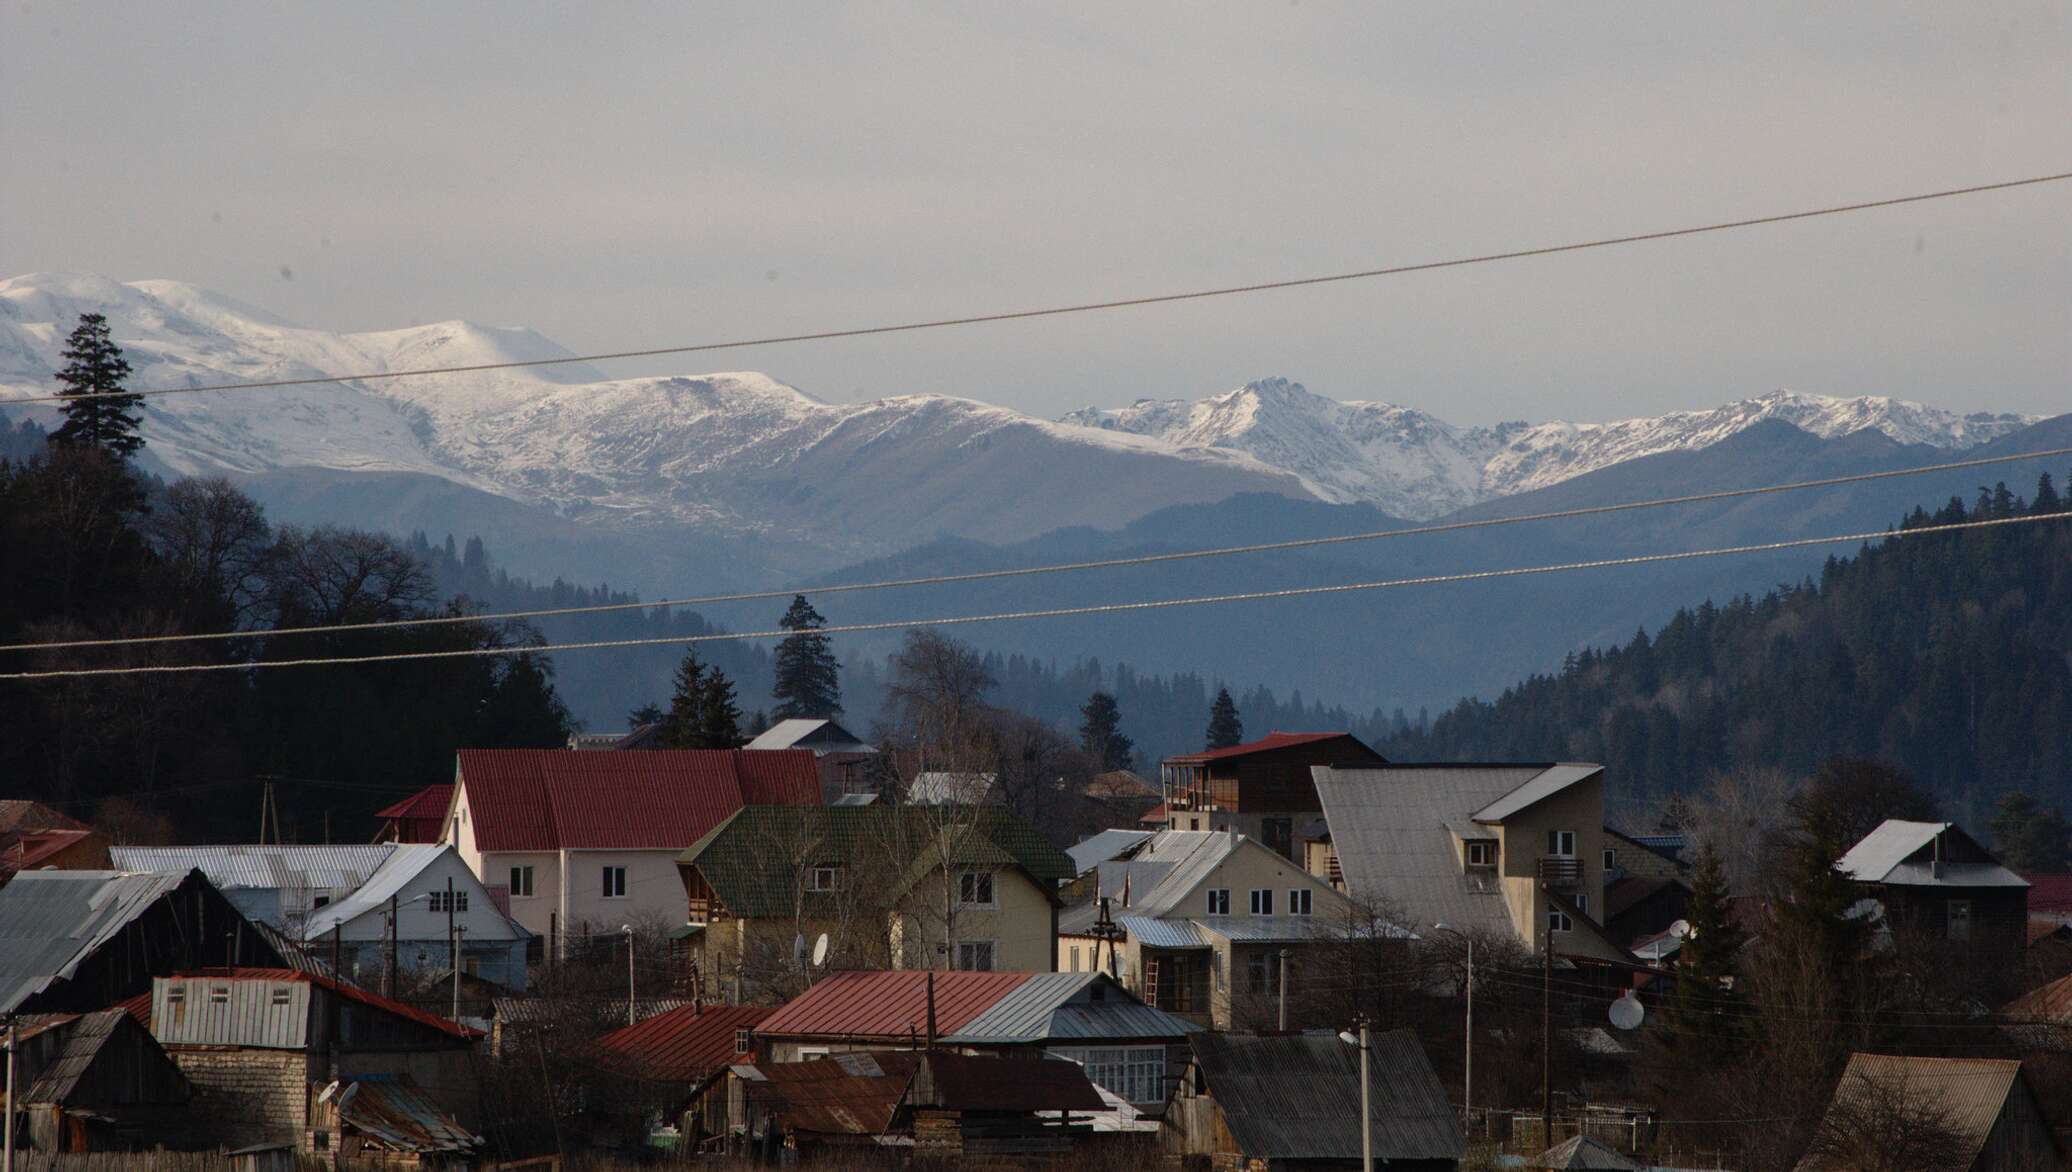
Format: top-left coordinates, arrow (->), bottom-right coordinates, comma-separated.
1079,691 -> 1133,770
657,649 -> 707,748
699,667 -> 744,749
475,653 -> 576,747
51,314 -> 143,460
1205,687 -> 1244,749
771,594 -> 842,719
1662,844 -> 1747,1059
626,702 -> 665,728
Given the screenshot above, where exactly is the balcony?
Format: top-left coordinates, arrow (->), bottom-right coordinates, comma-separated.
1537,855 -> 1582,888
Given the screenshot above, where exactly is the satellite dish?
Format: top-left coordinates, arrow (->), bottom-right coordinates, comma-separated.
1669,919 -> 1693,940
1609,991 -> 1645,1031
812,933 -> 830,967
793,933 -> 807,968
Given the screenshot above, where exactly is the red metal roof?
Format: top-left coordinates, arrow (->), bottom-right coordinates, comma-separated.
588,1003 -> 772,1086
111,991 -> 151,1028
2027,874 -> 2072,912
375,784 -> 453,822
755,970 -> 1034,1041
1166,731 -> 1371,764
172,968 -> 480,1040
456,749 -> 821,851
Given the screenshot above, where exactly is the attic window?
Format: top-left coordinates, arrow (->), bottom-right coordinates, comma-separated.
1466,842 -> 1496,868
209,987 -> 231,1004
166,987 -> 186,1004
808,866 -> 841,892
734,1029 -> 753,1054
271,988 -> 292,1007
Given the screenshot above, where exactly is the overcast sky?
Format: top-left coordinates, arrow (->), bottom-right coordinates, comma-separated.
4,3 -> 2067,425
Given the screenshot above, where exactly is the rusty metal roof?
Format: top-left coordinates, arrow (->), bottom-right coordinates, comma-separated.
1189,1029 -> 1463,1162
588,1003 -> 773,1086
739,1051 -> 921,1135
323,1074 -> 480,1153
1809,1054 -> 2031,1171
911,1051 -> 1106,1113
1165,731 -> 1380,765
456,748 -> 820,851
374,784 -> 452,822
755,970 -> 1033,1041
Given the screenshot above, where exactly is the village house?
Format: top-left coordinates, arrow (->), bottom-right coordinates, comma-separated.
146,967 -> 481,1154
1836,820 -> 2029,965
0,869 -> 284,1015
1798,1054 -> 2057,1172
582,1002 -> 774,1151
1310,763 -> 1631,962
109,844 -> 396,933
373,784 -> 451,844
1056,828 -> 1358,1029
0,800 -> 111,884
1162,1030 -> 1465,1170
4,1008 -> 197,1153
749,969 -> 1194,1110
744,717 -> 882,800
1159,732 -> 1389,858
676,804 -> 1073,983
440,747 -> 822,956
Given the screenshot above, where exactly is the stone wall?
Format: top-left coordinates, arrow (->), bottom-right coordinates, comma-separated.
167,1049 -> 308,1149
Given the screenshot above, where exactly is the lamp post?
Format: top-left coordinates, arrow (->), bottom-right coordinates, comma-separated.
1337,1019 -> 1371,1172
1434,922 -> 1473,1135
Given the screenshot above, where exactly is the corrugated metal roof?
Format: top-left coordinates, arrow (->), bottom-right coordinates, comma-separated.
941,972 -> 1194,1044
1837,820 -> 2028,888
755,970 -> 1033,1041
0,870 -> 191,1013
746,719 -> 874,754
153,972 -> 312,1048
1166,731 -> 1378,764
1190,1030 -> 1463,1162
1117,916 -> 1207,949
1066,830 -> 1154,876
111,845 -> 396,894
588,1003 -> 772,1086
1809,1054 -> 2026,1171
907,772 -> 1000,805
739,1051 -> 919,1135
457,748 -> 820,851
493,996 -> 691,1026
157,968 -> 479,1041
325,1075 -> 481,1153
300,844 -> 459,939
913,1051 -> 1106,1113
2007,971 -> 2072,1024
1470,764 -> 1603,823
1533,1134 -> 1645,1170
374,784 -> 451,822
22,1010 -> 139,1105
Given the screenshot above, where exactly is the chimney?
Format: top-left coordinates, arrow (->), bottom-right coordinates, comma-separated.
1933,827 -> 1945,880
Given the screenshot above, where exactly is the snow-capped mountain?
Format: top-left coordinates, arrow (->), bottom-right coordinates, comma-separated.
1064,377 -> 2040,517
1,275 -> 2043,557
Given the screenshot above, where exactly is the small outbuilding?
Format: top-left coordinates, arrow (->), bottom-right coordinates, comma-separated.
6,1009 -> 196,1152
1799,1053 -> 2057,1172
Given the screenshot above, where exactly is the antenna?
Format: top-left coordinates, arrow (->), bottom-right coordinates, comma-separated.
1609,990 -> 1645,1031
812,933 -> 830,967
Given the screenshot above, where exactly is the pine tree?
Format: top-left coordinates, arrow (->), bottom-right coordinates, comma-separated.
474,653 -> 575,747
771,594 -> 842,719
51,314 -> 143,460
627,702 -> 665,728
1663,844 -> 1747,1060
1079,691 -> 1133,770
657,650 -> 707,748
1205,687 -> 1244,749
699,668 -> 743,749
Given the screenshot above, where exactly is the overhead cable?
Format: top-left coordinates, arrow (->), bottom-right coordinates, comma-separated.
7,170 -> 2069,407
7,441 -> 2068,656
3,509 -> 2062,682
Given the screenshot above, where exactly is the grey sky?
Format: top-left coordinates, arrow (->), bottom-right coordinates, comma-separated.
5,2 -> 2066,425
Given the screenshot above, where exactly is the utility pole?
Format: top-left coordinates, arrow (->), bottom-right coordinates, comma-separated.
384,895 -> 398,998
624,925 -> 637,1027
1278,948 -> 1291,1031
1541,929 -> 1553,1148
1464,934 -> 1474,1136
4,1017 -> 14,1172
453,926 -> 466,1021
446,878 -> 458,1017
1355,1018 -> 1372,1172
330,924 -> 342,982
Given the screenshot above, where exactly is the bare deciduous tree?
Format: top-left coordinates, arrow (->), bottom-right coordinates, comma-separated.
1801,1067 -> 1971,1172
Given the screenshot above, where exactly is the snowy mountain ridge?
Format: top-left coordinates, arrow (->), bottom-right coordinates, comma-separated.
0,274 -> 2040,552
1063,377 -> 2040,517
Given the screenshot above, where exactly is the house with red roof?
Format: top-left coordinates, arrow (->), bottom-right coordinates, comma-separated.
372,784 -> 452,844
1159,732 -> 1387,858
582,1002 -> 773,1148
441,749 -> 822,956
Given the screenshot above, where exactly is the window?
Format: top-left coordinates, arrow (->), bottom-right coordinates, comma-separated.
734,1029 -> 754,1054
1548,910 -> 1572,933
312,894 -> 331,909
808,866 -> 841,892
270,988 -> 292,1006
1548,830 -> 1576,857
1575,894 -> 1588,915
1070,945 -> 1082,972
1249,889 -> 1274,916
1049,1046 -> 1167,1104
602,866 -> 627,899
428,890 -> 470,913
1287,888 -> 1312,916
1603,848 -> 1618,873
1246,952 -> 1284,995
1466,841 -> 1496,867
1948,900 -> 1973,941
510,865 -> 535,898
958,870 -> 996,908
1205,889 -> 1230,915
209,986 -> 230,1004
166,986 -> 185,1005
955,940 -> 996,971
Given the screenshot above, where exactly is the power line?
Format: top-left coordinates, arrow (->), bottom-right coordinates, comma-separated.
8,170 -> 2070,408
8,442 -> 2070,657
3,509 -> 2062,682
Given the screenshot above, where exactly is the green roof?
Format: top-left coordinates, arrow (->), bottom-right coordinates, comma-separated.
677,805 -> 1074,919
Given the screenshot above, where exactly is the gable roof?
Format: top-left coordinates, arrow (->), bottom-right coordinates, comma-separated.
939,971 -> 1196,1044
1472,764 -> 1604,823
745,718 -> 873,753
1066,829 -> 1155,876
1806,1054 -> 2034,1171
587,1003 -> 772,1086
0,870 -> 193,1013
754,970 -> 1034,1041
1836,821 -> 2027,888
456,748 -> 820,851
678,805 -> 1073,919
0,801 -> 89,839
301,845 -> 486,940
1187,1030 -> 1463,1162
375,785 -> 452,823
110,845 -> 396,895
1166,731 -> 1382,765
161,967 -> 479,1040
5,828 -> 107,873
22,1009 -> 174,1106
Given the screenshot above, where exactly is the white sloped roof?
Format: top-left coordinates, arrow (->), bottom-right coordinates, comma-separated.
1835,820 -> 2027,888
301,845 -> 507,939
1471,764 -> 1603,824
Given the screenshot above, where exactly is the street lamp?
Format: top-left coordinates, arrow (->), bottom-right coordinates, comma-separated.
1433,922 -> 1473,1135
1336,1021 -> 1371,1172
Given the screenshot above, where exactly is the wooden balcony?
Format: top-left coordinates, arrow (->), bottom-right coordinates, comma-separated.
1537,855 -> 1583,888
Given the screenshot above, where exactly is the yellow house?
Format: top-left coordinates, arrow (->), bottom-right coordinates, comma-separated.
1309,763 -> 1630,962
1056,829 -> 1359,1029
677,805 -> 1074,1002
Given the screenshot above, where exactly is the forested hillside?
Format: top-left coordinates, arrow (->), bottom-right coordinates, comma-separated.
1376,477 -> 2072,816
